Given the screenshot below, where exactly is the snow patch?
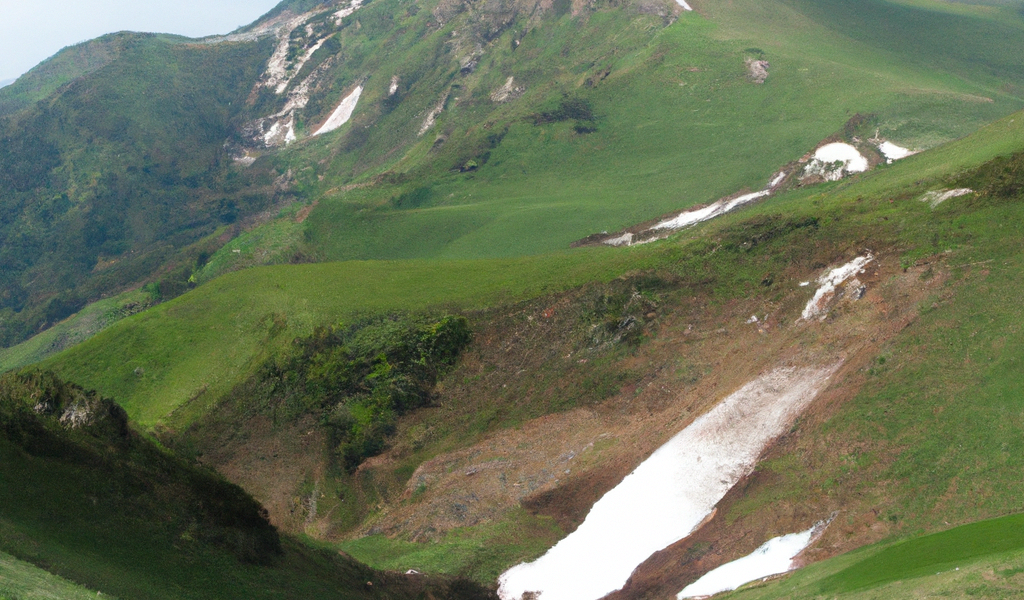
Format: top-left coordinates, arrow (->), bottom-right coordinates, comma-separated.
802,143 -> 868,182
769,172 -> 786,188
603,232 -> 634,247
389,75 -> 399,96
315,85 -> 363,135
419,97 -> 447,136
675,0 -> 693,10
652,190 -> 769,231
498,365 -> 839,600
877,141 -> 915,163
920,188 -> 973,209
263,120 -> 283,146
677,527 -> 816,598
801,255 -> 873,321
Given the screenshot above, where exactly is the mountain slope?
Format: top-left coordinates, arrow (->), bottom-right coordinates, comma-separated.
0,369 -> 494,599
4,0 -> 1024,597
26,104 -> 1024,594
3,0 -> 1024,350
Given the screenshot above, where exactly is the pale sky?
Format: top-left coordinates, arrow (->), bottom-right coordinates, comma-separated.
0,0 -> 284,82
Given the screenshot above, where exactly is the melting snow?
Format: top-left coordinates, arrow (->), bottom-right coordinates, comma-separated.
315,85 -> 363,136
498,365 -> 838,600
389,75 -> 399,96
675,0 -> 694,9
920,188 -> 973,209
769,172 -> 786,188
603,232 -> 635,247
652,190 -> 769,231
677,527 -> 815,598
803,143 -> 868,182
877,141 -> 915,163
801,255 -> 873,320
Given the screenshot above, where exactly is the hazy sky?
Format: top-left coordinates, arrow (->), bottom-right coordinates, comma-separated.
0,0 -> 284,82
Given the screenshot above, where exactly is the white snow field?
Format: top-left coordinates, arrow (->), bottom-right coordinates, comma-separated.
315,85 -> 363,135
675,0 -> 694,9
498,365 -> 839,600
652,190 -> 770,231
803,143 -> 868,181
801,255 -> 873,321
877,141 -> 914,162
677,527 -> 815,598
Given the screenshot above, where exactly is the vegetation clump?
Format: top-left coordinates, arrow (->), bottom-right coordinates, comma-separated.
233,314 -> 471,471
530,95 -> 597,125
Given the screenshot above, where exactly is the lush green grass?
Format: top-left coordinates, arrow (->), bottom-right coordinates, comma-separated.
4,0 -> 1024,351
822,514 -> 1024,593
41,248 -> 655,428
40,105 -> 1024,429
0,288 -> 155,374
0,33 -> 276,347
717,514 -> 1024,599
340,508 -> 565,585
0,549 -> 111,600
281,0 -> 1024,265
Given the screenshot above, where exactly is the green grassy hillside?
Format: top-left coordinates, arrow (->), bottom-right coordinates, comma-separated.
0,370 -> 492,600
27,107 -> 1024,594
4,0 -> 1024,352
40,110 -> 1024,430
0,33 -> 158,118
717,513 -> 1024,599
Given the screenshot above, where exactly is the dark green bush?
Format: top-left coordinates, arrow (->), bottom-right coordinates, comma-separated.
237,314 -> 471,471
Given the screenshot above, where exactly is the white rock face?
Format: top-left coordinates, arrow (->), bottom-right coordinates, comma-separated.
498,365 -> 839,600
315,85 -> 363,135
334,0 -> 363,24
801,255 -> 873,321
802,143 -> 868,182
677,527 -> 816,598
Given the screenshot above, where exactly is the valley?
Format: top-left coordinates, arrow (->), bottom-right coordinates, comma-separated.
2,0 -> 1024,598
